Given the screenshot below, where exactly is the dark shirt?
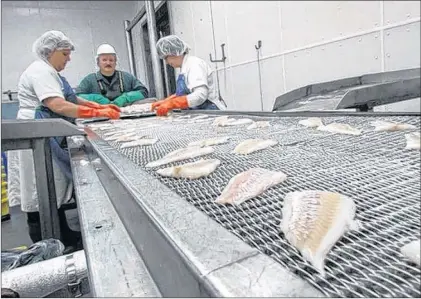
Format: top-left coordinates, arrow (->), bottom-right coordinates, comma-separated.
103,72 -> 115,83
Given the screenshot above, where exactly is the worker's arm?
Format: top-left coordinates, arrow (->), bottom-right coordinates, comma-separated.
186,85 -> 209,108
130,74 -> 149,98
43,97 -> 120,119
75,74 -> 112,104
77,96 -> 120,112
112,73 -> 149,107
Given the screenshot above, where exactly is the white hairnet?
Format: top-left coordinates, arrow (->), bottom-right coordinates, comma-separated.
156,35 -> 190,59
32,30 -> 75,61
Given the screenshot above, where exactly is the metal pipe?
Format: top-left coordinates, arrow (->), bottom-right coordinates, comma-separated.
159,31 -> 171,96
1,250 -> 88,298
124,20 -> 137,77
145,0 -> 165,100
125,6 -> 146,32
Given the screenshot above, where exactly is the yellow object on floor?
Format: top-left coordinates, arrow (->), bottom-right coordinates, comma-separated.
1,159 -> 10,221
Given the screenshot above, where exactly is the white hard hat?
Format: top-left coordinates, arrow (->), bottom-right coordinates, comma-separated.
96,43 -> 116,56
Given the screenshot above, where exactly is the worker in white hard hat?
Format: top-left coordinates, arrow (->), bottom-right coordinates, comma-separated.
152,35 -> 227,116
14,30 -> 120,252
76,43 -> 149,107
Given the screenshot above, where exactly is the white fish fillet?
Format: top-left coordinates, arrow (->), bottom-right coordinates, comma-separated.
192,115 -> 209,120
317,123 -> 361,135
400,240 -> 421,267
121,103 -> 152,114
146,146 -> 214,168
219,118 -> 253,127
215,168 -> 287,205
156,159 -> 220,179
371,120 -> 417,132
115,135 -> 145,142
247,121 -> 271,130
120,138 -> 158,148
188,136 -> 230,147
405,132 -> 420,150
281,190 -> 359,277
299,118 -> 324,128
105,132 -> 138,141
212,115 -> 230,126
233,139 -> 278,155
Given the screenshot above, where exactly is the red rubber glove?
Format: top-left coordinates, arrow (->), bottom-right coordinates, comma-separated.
77,106 -> 120,119
154,96 -> 189,116
83,101 -> 121,112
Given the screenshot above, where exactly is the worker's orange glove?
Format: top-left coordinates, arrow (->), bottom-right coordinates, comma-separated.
154,96 -> 189,116
77,106 -> 120,119
83,101 -> 121,112
151,94 -> 176,112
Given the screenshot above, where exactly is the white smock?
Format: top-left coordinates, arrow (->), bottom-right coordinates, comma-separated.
180,54 -> 226,110
13,59 -> 73,213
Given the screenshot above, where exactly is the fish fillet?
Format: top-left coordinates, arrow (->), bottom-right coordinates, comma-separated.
215,168 -> 287,205
188,136 -> 230,147
400,240 -> 421,267
120,138 -> 158,148
121,103 -> 152,114
317,123 -> 361,135
115,135 -> 145,142
212,115 -> 230,126
233,139 -> 278,155
405,132 -> 420,150
219,118 -> 253,127
299,118 -> 323,128
371,120 -> 417,132
247,121 -> 271,130
192,115 -> 209,120
145,146 -> 214,168
105,132 -> 138,141
280,190 -> 359,277
156,159 -> 220,179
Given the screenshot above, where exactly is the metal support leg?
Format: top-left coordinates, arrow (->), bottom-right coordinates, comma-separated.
33,138 -> 61,240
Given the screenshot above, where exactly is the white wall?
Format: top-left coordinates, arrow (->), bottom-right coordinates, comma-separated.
1,1 -> 138,99
164,1 -> 420,111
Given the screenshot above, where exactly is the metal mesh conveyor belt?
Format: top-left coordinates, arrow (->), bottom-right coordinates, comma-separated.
89,113 -> 421,298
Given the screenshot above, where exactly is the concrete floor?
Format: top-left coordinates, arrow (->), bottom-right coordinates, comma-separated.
1,205 -> 32,250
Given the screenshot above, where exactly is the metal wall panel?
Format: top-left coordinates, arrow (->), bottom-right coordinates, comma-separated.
280,1 -> 380,51
1,1 -> 136,93
260,56 -> 285,111
224,1 -> 282,65
283,33 -> 382,92
384,22 -> 421,71
216,69 -> 234,109
190,1 -> 215,65
230,62 -> 261,111
383,1 -> 421,24
170,1 -> 196,55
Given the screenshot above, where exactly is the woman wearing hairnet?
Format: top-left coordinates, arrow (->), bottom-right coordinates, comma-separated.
152,35 -> 227,116
15,30 -> 119,251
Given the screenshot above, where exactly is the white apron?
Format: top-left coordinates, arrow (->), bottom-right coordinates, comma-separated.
16,108 -> 72,213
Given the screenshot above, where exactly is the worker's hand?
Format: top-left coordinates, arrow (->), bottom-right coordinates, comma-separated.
155,96 -> 189,116
77,106 -> 120,119
151,94 -> 176,112
96,107 -> 120,119
83,101 -> 121,112
101,104 -> 121,112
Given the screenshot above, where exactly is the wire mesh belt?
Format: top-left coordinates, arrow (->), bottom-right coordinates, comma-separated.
90,113 -> 421,298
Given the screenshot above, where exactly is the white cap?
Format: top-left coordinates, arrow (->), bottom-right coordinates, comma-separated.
96,43 -> 116,56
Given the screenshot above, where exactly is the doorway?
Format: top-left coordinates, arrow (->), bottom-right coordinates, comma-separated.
142,2 -> 176,98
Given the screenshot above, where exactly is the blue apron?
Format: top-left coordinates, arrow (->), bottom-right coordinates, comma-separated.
34,75 -> 76,181
175,74 -> 219,110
